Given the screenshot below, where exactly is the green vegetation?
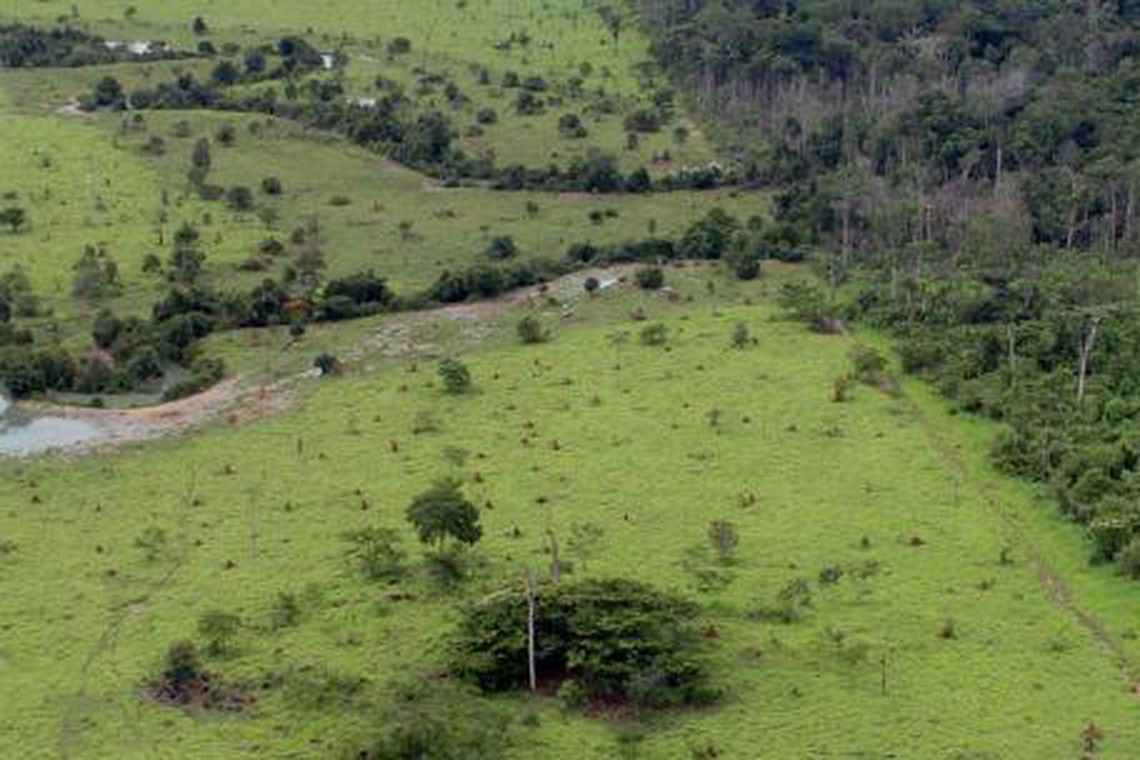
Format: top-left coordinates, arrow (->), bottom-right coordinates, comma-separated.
4,1 -> 1140,758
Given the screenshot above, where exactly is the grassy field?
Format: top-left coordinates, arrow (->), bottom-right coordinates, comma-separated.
0,101 -> 756,342
0,0 -> 716,170
4,3 -> 1140,758
2,268 -> 1140,758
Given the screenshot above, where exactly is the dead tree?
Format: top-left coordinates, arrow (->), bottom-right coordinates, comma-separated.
524,569 -> 537,693
1077,315 -> 1103,405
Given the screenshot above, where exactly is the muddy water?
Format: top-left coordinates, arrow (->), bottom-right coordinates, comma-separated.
0,393 -> 103,457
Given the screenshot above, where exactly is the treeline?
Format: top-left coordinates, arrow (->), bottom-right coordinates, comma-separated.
637,0 -> 1140,579
775,246 -> 1140,578
0,205 -> 786,400
634,0 -> 1140,254
0,24 -> 192,67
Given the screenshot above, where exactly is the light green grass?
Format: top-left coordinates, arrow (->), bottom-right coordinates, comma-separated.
0,0 -> 717,169
2,269 -> 1139,759
0,104 -> 759,346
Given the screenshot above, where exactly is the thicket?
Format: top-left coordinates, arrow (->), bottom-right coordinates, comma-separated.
451,578 -> 719,709
0,24 -> 193,67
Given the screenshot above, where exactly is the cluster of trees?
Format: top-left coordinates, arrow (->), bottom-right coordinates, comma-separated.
637,0 -> 1140,255
82,35 -> 737,193
0,24 -> 190,67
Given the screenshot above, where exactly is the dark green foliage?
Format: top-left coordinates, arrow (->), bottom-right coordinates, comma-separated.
197,610 -> 241,656
313,353 -> 340,376
386,36 -> 412,56
71,244 -> 121,301
727,247 -> 762,280
730,322 -> 751,349
405,478 -> 482,550
161,358 -> 225,401
343,527 -> 406,581
639,323 -> 668,346
635,267 -> 665,290
164,641 -> 203,686
260,176 -> 282,195
225,185 -> 253,211
438,358 -> 472,394
485,236 -> 518,260
624,108 -> 661,133
558,112 -> 588,139
0,206 -> 26,232
0,24 -> 187,68
357,677 -> 512,760
516,315 -> 548,344
210,60 -> 240,86
451,578 -> 719,709
680,208 -> 739,260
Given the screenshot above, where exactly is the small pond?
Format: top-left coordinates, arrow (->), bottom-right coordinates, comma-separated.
0,393 -> 103,457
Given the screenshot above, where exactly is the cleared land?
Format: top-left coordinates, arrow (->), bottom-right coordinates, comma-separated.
2,2 -> 1140,759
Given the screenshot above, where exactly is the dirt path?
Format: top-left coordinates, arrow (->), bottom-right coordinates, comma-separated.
10,264 -> 650,455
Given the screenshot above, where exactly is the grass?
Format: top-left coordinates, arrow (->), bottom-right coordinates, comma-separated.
0,103 -> 757,347
3,268 -> 1140,758
0,0 -> 716,170
3,3 -> 1140,758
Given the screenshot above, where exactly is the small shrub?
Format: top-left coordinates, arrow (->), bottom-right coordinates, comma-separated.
831,374 -> 851,403
314,353 -> 340,376
636,267 -> 664,290
707,520 -> 739,563
439,358 -> 472,394
261,176 -> 283,195
197,610 -> 241,656
1118,537 -> 1140,579
584,276 -> 600,295
731,322 -> 751,349
215,123 -> 236,146
938,618 -> 957,639
485,235 -> 518,260
516,315 -> 548,344
329,195 -> 351,207
343,527 -> 407,582
727,249 -> 762,280
640,323 -> 668,346
226,185 -> 253,211
269,591 -> 303,629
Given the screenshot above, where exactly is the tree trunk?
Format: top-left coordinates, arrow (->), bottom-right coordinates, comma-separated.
995,140 -> 1003,190
1077,318 -> 1101,405
524,569 -> 537,693
1007,323 -> 1016,389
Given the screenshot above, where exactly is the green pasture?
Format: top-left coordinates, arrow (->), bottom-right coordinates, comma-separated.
2,270 -> 1139,758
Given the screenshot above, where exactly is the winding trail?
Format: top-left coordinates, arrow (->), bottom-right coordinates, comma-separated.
11,264 -> 649,455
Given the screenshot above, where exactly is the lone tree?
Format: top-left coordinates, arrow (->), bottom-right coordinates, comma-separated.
0,207 -> 26,233
405,478 -> 482,552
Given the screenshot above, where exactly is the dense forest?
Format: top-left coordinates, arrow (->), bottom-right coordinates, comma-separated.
634,0 -> 1140,576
